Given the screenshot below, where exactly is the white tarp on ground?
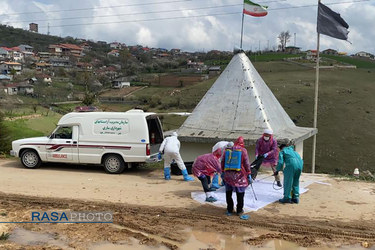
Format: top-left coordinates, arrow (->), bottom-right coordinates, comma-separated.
191,175 -> 316,213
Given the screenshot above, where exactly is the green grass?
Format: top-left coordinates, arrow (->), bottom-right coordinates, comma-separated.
321,54 -> 375,69
249,53 -> 305,62
259,62 -> 375,175
26,113 -> 61,134
3,59 -> 374,176
5,113 -> 61,142
5,119 -> 44,141
0,232 -> 10,241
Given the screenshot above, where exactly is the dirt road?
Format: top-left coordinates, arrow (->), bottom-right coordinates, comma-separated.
0,159 -> 374,249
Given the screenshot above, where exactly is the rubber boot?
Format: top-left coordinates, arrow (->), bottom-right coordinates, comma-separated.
164,167 -> 171,180
205,196 -> 217,203
291,197 -> 299,204
279,197 -> 292,204
276,181 -> 282,187
181,169 -> 194,181
211,174 -> 220,189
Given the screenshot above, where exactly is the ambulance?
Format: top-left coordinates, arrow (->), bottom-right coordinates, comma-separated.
10,110 -> 164,174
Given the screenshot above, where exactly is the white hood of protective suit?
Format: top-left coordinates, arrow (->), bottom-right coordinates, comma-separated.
159,134 -> 180,153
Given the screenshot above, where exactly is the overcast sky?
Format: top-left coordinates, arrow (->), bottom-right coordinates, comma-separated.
0,0 -> 374,54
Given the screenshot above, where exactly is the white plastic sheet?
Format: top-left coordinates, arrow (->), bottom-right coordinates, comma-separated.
191,177 -> 310,213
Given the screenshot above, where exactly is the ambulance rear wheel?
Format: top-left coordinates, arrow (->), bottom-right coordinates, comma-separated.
20,149 -> 41,169
103,154 -> 125,174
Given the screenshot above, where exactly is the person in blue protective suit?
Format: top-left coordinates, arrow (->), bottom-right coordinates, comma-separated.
221,137 -> 252,220
159,132 -> 194,181
274,144 -> 303,204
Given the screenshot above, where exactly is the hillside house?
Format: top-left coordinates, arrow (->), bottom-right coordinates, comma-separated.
35,62 -> 52,71
9,47 -> 24,62
208,66 -> 221,76
18,44 -> 34,58
0,62 -> 22,75
0,47 -> 9,59
171,49 -> 181,54
4,84 -> 18,95
36,74 -> 52,84
355,51 -> 373,58
112,77 -> 130,88
97,66 -> 119,79
49,44 -> 83,57
285,46 -> 301,54
76,62 -> 93,71
107,50 -> 120,57
18,44 -> 33,52
28,77 -> 38,84
37,52 -> 51,60
322,49 -> 338,55
97,41 -> 107,46
109,42 -> 125,50
17,82 -> 34,95
0,74 -> 11,83
306,50 -> 318,61
183,61 -> 206,73
49,57 -> 70,67
80,42 -> 92,51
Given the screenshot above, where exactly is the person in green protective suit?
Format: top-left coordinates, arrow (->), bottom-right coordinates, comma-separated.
274,144 -> 303,204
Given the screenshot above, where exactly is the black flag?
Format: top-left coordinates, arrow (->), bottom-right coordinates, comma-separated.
317,2 -> 349,40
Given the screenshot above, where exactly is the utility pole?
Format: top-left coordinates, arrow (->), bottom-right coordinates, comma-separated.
312,0 -> 321,174
258,40 -> 260,53
267,40 -> 270,51
294,32 -> 296,47
47,23 -> 50,35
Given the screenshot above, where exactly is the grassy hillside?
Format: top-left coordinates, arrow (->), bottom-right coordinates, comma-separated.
124,61 -> 375,175
321,54 -> 375,69
252,62 -> 375,174
0,24 -> 108,52
0,25 -> 66,51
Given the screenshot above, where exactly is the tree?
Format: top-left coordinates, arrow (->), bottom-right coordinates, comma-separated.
0,112 -> 10,155
82,92 -> 96,106
278,31 -> 291,52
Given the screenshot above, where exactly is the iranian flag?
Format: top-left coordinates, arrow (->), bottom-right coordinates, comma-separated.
243,0 -> 268,17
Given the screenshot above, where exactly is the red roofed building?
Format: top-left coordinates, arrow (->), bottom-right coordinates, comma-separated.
49,44 -> 83,57
306,50 -> 319,61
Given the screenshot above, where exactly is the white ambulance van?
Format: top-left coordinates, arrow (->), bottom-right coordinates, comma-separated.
10,110 -> 164,174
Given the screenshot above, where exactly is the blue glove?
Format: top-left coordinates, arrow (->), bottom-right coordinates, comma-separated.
247,175 -> 253,184
263,153 -> 269,158
158,152 -> 162,160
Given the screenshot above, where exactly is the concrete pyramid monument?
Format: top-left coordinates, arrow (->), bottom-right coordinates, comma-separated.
176,52 -> 317,161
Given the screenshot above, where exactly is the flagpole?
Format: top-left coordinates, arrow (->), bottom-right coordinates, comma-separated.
312,1 -> 321,173
240,11 -> 245,49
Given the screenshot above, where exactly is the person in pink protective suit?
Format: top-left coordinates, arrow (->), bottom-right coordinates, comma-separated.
255,128 -> 282,187
192,149 -> 222,203
221,136 -> 252,219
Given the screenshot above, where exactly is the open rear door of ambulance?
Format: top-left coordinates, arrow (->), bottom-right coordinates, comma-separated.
146,115 -> 164,161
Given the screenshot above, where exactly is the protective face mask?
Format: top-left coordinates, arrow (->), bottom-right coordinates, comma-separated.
264,136 -> 270,141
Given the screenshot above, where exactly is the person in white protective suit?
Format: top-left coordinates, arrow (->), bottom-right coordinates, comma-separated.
159,132 -> 194,181
211,141 -> 233,188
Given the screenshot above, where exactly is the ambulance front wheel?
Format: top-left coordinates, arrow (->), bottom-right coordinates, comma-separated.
20,149 -> 42,169
103,154 -> 125,174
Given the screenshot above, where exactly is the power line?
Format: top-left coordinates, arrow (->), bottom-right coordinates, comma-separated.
0,0 -> 194,16
268,0 -> 370,10
41,12 -> 240,28
1,0 -> 370,29
13,4 -> 242,24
